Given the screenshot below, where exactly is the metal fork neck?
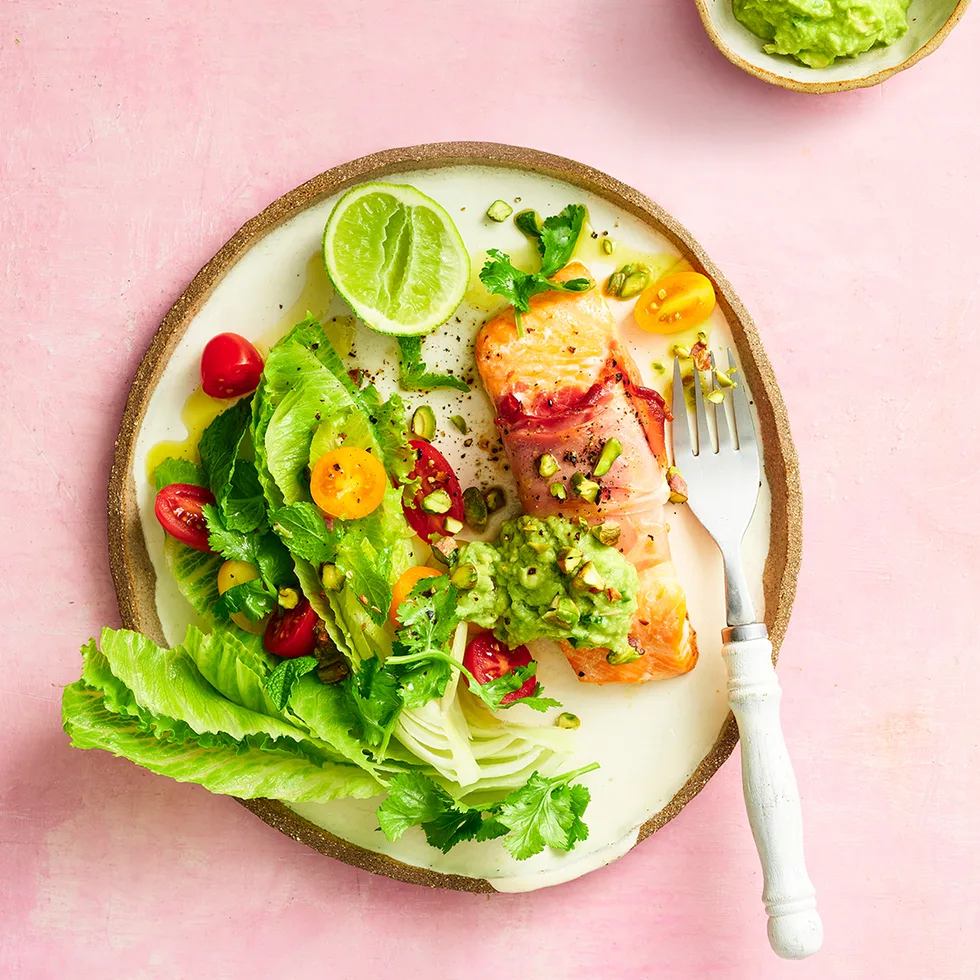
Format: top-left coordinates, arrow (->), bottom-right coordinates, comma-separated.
721,541 -> 757,628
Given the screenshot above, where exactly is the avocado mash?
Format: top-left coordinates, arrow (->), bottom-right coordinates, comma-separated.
455,516 -> 638,656
732,0 -> 912,69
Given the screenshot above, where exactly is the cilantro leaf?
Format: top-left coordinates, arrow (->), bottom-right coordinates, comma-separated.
472,664 -> 562,713
265,655 -> 319,710
212,579 -> 277,622
203,504 -> 294,594
347,657 -> 402,752
496,765 -> 598,860
421,807 -> 484,853
270,502 -> 337,566
154,457 -> 206,491
376,771 -> 453,842
539,204 -> 586,277
395,576 -> 460,657
478,206 -> 592,337
397,337 -> 470,393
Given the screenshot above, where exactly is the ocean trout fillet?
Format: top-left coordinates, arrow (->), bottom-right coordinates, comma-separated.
475,262 -> 697,683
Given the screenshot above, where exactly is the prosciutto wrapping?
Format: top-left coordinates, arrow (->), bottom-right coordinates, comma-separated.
475,262 -> 697,683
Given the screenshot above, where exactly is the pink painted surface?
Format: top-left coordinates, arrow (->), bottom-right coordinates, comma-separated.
1,1 -> 978,976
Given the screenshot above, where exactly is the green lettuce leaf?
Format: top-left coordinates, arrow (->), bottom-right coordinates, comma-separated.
63,683 -> 381,802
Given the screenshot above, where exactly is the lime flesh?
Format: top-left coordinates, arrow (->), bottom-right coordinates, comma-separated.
322,182 -> 470,336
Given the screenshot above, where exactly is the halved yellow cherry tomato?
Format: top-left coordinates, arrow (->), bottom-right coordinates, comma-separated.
217,560 -> 265,634
634,272 -> 716,335
389,565 -> 442,627
311,447 -> 387,519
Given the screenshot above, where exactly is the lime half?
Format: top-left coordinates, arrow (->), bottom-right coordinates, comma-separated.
322,182 -> 470,336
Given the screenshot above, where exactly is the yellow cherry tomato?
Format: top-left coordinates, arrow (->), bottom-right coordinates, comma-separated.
389,565 -> 442,627
311,447 -> 387,519
217,560 -> 265,634
634,272 -> 716,335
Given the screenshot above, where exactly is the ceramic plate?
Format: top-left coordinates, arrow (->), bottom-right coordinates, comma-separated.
108,142 -> 801,893
694,0 -> 970,94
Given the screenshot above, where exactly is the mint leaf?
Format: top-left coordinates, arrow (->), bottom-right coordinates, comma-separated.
397,337 -> 470,393
223,460 -> 267,533
265,655 -> 319,710
154,457 -> 206,491
212,579 -> 277,622
271,502 -> 337,566
539,204 -> 586,277
203,505 -> 293,594
254,533 -> 294,594
198,398 -> 252,504
376,771 -> 452,842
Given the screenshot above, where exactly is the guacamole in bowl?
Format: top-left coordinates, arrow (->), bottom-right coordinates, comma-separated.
732,0 -> 913,68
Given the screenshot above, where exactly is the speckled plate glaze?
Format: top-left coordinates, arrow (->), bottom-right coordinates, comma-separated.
695,0 -> 971,93
107,142 -> 801,893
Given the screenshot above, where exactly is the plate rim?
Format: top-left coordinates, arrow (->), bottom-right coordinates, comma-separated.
106,141 -> 802,893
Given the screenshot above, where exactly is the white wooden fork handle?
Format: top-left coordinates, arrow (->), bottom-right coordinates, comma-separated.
722,622 -> 823,959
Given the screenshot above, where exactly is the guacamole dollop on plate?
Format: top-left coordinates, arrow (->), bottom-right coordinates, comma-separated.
733,0 -> 912,68
456,516 -> 638,657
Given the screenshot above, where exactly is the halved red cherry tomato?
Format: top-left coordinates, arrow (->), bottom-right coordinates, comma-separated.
154,483 -> 216,553
264,598 -> 318,659
401,440 -> 464,543
200,332 -> 264,398
463,634 -> 536,705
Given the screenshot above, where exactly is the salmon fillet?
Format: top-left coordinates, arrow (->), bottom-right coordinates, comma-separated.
475,262 -> 697,684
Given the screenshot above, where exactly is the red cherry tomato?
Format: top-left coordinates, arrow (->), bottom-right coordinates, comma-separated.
154,483 -> 216,553
401,440 -> 464,542
463,634 -> 536,705
263,598 -> 319,659
200,332 -> 264,398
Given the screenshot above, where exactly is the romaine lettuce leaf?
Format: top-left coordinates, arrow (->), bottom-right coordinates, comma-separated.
63,683 -> 381,802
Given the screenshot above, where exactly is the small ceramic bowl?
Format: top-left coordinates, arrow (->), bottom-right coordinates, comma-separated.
694,0 -> 972,93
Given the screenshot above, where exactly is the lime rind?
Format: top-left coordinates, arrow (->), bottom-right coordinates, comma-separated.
322,182 -> 470,337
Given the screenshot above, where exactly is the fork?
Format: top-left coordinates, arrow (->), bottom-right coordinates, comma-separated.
671,351 -> 822,959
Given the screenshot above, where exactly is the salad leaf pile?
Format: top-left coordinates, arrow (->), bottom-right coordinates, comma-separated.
64,313 -> 598,861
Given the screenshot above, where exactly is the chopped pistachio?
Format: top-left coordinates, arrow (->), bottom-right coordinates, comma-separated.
549,482 -> 567,502
320,564 -> 345,591
517,515 -> 536,532
651,361 -> 666,374
592,438 -> 623,478
556,547 -> 584,575
537,453 -> 559,478
450,563 -> 477,589
714,369 -> 736,389
600,238 -> 614,255
486,199 -> 513,222
605,269 -> 626,297
519,566 -> 541,589
555,712 -> 581,730
449,414 -> 468,434
696,330 -> 709,344
443,516 -> 464,535
462,486 -> 488,532
607,648 -> 643,666
277,587 -> 299,610
619,269 -> 650,299
526,534 -> 550,555
706,390 -> 725,404
483,486 -> 506,513
411,405 -> 436,441
514,209 -> 544,237
572,560 -> 606,593
543,595 -> 580,628
431,535 -> 459,563
421,489 -> 452,514
592,521 -> 621,547
606,586 -> 622,602
570,472 -> 600,503
671,344 -> 691,359
666,465 -> 689,504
